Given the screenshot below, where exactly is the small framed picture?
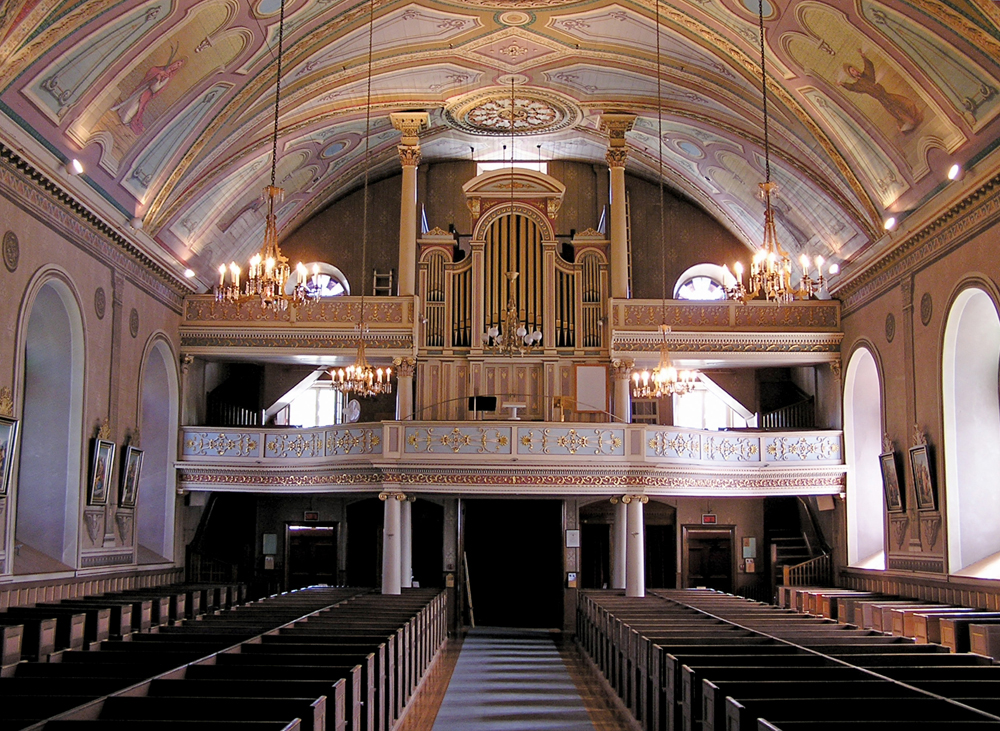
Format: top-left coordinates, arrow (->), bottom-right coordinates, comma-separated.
89,439 -> 115,506
909,444 -> 936,511
879,450 -> 904,512
119,445 -> 143,509
0,415 -> 19,497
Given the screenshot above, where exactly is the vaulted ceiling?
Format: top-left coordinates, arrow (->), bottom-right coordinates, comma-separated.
2,0 -> 998,288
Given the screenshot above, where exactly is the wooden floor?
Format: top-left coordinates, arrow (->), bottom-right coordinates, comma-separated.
396,629 -> 636,731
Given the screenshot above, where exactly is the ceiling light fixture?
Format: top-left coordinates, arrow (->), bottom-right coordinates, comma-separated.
330,0 -> 391,398
64,158 -> 84,176
632,0 -> 697,399
725,0 -> 834,304
884,216 -> 897,231
948,163 -> 964,181
215,0 -> 313,312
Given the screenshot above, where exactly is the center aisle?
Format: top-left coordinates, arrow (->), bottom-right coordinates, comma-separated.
429,628 -> 606,731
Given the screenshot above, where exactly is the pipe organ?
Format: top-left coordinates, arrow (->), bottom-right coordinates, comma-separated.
416,169 -> 610,421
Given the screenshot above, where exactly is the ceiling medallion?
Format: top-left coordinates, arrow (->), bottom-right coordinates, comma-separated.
444,88 -> 581,136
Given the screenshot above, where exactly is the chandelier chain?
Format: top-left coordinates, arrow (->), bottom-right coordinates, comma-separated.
758,0 -> 769,185
270,0 -> 285,190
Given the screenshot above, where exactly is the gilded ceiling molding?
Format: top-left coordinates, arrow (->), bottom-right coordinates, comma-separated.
834,171 -> 1000,315
906,0 -> 1000,62
0,145 -> 187,311
636,0 -> 881,233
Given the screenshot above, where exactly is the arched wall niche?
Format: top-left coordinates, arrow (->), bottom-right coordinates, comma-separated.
136,334 -> 180,563
12,269 -> 86,572
843,342 -> 885,569
942,281 -> 1000,577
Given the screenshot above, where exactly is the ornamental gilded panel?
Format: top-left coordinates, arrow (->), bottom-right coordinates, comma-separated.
183,431 -> 260,457
405,426 -> 512,454
704,435 -> 761,462
517,427 -> 624,456
265,432 -> 325,459
646,430 -> 701,460
325,428 -> 382,456
764,435 -> 842,462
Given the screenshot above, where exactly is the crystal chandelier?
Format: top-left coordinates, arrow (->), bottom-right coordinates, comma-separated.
631,4 -> 698,400
331,330 -> 392,396
480,77 -> 542,356
214,0 -> 313,312
632,327 -> 697,398
482,271 -> 543,355
329,0 -> 391,398
724,0 -> 836,305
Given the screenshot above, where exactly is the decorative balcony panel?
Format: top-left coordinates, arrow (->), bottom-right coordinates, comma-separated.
405,426 -> 512,455
518,427 -> 625,456
182,431 -> 261,458
764,434 -> 843,462
611,299 -> 841,332
177,421 -> 845,497
325,428 -> 382,456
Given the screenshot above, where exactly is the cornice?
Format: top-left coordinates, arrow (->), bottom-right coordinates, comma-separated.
834,171 -> 1000,316
0,144 -> 187,313
612,330 -> 843,353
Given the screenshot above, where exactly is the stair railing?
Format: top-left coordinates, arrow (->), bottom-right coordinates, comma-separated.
782,553 -> 832,587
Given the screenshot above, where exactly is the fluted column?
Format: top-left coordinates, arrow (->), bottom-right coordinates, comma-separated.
624,494 -> 647,598
611,359 -> 634,424
401,496 -> 415,588
390,113 -> 429,297
380,491 -> 405,595
394,357 -> 416,420
600,114 -> 635,300
611,497 -> 627,590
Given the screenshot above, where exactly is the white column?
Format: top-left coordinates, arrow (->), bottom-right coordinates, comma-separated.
626,495 -> 646,598
395,357 -> 416,420
401,497 -> 413,589
599,114 -> 635,300
381,493 -> 402,595
611,360 -> 633,424
608,157 -> 629,299
389,112 -> 429,298
397,149 -> 419,297
612,498 -> 627,590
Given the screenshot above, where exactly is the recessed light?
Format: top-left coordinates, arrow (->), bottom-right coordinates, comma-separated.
183,268 -> 196,278
884,217 -> 897,231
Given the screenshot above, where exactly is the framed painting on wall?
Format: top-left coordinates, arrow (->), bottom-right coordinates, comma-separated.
879,450 -> 904,512
89,439 -> 115,506
909,444 -> 936,511
119,445 -> 142,509
0,415 -> 19,497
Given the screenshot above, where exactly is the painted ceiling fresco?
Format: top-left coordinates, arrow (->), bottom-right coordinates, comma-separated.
1,0 -> 998,286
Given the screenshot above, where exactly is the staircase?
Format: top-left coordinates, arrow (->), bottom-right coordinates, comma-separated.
765,497 -> 831,597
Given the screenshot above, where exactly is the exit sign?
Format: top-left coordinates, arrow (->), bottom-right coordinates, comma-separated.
702,514 -> 718,524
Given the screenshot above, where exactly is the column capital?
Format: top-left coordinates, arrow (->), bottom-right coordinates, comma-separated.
605,147 -> 629,168
610,358 -> 634,380
599,113 -> 636,144
393,356 -> 417,377
379,491 -> 408,501
620,494 -> 648,504
390,111 -> 430,145
397,144 -> 421,168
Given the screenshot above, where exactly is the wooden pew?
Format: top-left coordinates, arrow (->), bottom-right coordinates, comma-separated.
1,622 -> 23,667
0,611 -> 71,658
36,602 -> 113,646
98,694 -> 326,731
0,607 -> 87,659
940,615 -> 1000,653
51,598 -> 135,638
727,695 -> 996,730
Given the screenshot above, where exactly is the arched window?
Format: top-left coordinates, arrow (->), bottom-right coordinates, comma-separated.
943,287 -> 1000,576
14,277 -> 85,572
286,263 -> 350,298
136,338 -> 179,563
844,346 -> 885,569
673,263 -> 733,301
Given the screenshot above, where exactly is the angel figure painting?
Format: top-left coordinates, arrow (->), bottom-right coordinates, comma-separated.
112,45 -> 185,135
841,50 -> 923,133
